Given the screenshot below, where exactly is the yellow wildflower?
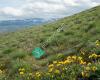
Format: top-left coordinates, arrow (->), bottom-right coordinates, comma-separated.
67,56 -> 71,60
19,71 -> 24,75
92,66 -> 97,72
81,71 -> 89,77
81,51 -> 85,55
89,55 -> 92,59
85,67 -> 90,71
80,60 -> 84,65
29,73 -> 32,76
96,43 -> 99,46
53,61 -> 57,64
95,40 -> 100,46
57,63 -> 61,66
72,56 -> 77,60
48,64 -> 54,68
89,53 -> 97,59
87,62 -> 91,66
49,68 -> 53,72
63,60 -> 69,64
63,68 -> 65,70
81,71 -> 85,77
85,72 -> 89,77
83,62 -> 86,65
92,53 -> 97,58
19,68 -> 25,72
58,61 -> 63,64
78,56 -> 83,60
0,69 -> 3,74
36,72 -> 41,77
19,68 -> 21,71
54,70 -> 60,74
21,68 -> 25,71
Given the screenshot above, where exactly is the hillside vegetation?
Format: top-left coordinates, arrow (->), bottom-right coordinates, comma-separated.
0,6 -> 100,80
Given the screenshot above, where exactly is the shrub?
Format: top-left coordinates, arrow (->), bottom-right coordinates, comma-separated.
11,49 -> 27,59
3,48 -> 13,54
84,22 -> 95,32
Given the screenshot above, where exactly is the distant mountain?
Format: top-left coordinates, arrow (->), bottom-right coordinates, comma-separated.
0,18 -> 53,32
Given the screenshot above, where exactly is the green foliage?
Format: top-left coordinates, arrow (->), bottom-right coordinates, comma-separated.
11,49 -> 27,59
3,48 -> 14,54
0,6 -> 100,80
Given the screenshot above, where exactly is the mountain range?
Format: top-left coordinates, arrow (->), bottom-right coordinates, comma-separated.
0,18 -> 55,32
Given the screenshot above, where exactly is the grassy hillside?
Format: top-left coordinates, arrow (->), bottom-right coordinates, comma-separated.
0,6 -> 100,80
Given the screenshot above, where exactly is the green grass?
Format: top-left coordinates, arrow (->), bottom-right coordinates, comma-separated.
0,6 -> 100,80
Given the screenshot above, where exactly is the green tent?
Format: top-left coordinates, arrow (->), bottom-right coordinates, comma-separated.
32,47 -> 45,59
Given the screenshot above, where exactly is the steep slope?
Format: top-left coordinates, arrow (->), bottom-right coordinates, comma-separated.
0,6 -> 100,80
0,6 -> 100,55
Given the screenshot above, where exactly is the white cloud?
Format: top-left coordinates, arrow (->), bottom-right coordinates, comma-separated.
63,0 -> 99,7
0,7 -> 23,17
63,0 -> 80,6
77,0 -> 99,7
22,2 -> 66,13
0,0 -> 100,20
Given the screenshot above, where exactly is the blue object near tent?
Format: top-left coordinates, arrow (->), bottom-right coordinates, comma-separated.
32,47 -> 45,59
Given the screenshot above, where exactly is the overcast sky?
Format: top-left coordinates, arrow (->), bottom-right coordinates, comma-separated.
0,0 -> 100,20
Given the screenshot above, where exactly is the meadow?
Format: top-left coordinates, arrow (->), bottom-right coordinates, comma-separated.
0,6 -> 100,80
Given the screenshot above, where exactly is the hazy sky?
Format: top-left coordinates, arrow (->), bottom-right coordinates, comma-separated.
0,0 -> 100,20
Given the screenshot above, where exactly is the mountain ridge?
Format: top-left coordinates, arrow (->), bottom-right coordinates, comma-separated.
0,18 -> 56,32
